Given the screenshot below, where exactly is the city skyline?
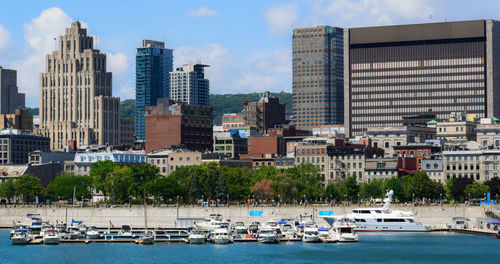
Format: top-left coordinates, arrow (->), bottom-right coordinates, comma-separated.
1,1 -> 500,107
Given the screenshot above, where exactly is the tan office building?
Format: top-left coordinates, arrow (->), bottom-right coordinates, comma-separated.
36,21 -> 120,150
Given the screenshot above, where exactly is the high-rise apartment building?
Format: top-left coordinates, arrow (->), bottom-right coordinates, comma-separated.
0,67 -> 25,114
292,26 -> 344,129
345,20 -> 500,136
37,21 -> 120,150
169,64 -> 209,106
135,40 -> 173,140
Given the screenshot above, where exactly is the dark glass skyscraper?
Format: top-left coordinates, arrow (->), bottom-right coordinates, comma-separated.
292,26 -> 344,129
135,40 -> 173,141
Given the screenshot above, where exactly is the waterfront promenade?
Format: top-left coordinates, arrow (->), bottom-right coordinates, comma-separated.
0,204 -> 488,229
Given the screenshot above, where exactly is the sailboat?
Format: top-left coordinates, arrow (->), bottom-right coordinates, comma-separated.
136,189 -> 154,245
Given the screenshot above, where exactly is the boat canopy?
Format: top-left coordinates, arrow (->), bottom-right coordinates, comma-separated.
278,220 -> 287,224
488,219 -> 500,225
318,227 -> 329,231
72,219 -> 83,224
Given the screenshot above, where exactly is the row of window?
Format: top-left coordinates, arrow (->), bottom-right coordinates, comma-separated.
351,57 -> 483,70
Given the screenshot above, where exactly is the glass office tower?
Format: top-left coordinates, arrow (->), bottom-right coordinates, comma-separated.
135,40 -> 173,141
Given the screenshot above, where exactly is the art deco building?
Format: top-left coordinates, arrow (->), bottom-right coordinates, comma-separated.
292,26 -> 344,129
345,20 -> 500,137
37,21 -> 120,150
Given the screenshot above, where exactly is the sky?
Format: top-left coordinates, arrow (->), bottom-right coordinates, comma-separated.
1,0 -> 500,107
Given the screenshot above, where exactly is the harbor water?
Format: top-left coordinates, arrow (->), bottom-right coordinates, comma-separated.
1,230 -> 499,263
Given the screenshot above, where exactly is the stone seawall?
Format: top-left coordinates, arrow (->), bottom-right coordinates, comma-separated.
0,205 -> 487,228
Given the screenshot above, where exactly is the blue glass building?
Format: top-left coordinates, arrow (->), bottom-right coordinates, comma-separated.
135,40 -> 173,140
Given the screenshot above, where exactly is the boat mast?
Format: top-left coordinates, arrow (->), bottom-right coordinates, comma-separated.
143,188 -> 147,235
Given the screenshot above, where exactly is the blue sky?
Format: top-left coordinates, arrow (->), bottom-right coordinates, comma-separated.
1,0 -> 500,107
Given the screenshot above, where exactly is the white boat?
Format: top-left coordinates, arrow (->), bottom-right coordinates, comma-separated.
25,214 -> 42,235
86,226 -> 100,239
234,222 -> 248,234
40,224 -> 53,237
321,190 -> 430,232
66,226 -> 81,239
10,224 -> 28,239
119,225 -> 133,236
136,232 -> 154,245
43,229 -> 61,244
257,228 -> 278,243
55,223 -> 67,233
280,223 -> 297,239
11,229 -> 32,245
302,224 -> 320,243
188,230 -> 206,244
195,214 -> 223,232
212,228 -> 232,244
329,217 -> 358,242
248,222 -> 260,235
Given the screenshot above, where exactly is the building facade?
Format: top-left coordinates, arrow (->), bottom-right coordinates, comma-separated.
221,113 -> 245,131
292,26 -> 344,129
345,20 -> 500,136
0,108 -> 33,131
135,40 -> 173,140
364,158 -> 398,182
477,118 -> 500,148
64,151 -> 147,175
0,129 -> 50,165
367,125 -> 436,156
213,132 -> 247,159
169,64 -> 209,106
0,67 -> 25,114
148,149 -> 202,176
37,21 -> 120,150
145,98 -> 213,153
120,118 -> 135,146
241,91 -> 286,134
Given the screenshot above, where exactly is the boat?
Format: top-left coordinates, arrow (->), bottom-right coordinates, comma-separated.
318,226 -> 330,240
195,214 -> 223,232
136,189 -> 154,245
302,223 -> 320,243
43,229 -> 61,244
26,214 -> 42,235
248,222 -> 260,235
321,190 -> 430,232
11,229 -> 32,245
66,226 -> 81,239
86,226 -> 100,239
40,223 -> 53,237
119,225 -> 133,236
55,223 -> 67,233
188,230 -> 206,244
10,224 -> 28,239
234,222 -> 248,234
212,228 -> 232,244
494,231 -> 500,239
257,228 -> 278,243
329,217 -> 358,242
154,227 -> 165,235
280,222 -> 297,239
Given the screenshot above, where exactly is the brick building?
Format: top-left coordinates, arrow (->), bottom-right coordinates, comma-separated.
145,98 -> 212,153
241,91 -> 286,134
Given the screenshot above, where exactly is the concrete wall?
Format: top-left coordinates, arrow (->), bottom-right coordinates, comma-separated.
0,205 -> 487,229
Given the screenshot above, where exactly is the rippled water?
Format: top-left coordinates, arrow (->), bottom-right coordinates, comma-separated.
1,230 -> 499,263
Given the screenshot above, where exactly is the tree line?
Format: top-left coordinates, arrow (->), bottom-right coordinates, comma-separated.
0,160 -> 499,204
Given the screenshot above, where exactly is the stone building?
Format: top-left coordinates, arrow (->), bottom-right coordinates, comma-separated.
0,129 -> 50,165
366,125 -> 436,155
37,21 -> 120,150
148,149 -> 202,176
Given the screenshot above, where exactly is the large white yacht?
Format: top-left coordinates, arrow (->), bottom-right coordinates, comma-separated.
321,190 -> 430,232
195,214 -> 223,232
329,218 -> 358,242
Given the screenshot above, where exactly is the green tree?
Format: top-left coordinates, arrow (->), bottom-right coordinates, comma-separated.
104,165 -> 133,203
446,177 -> 474,201
323,182 -> 342,201
360,179 -> 385,199
341,176 -> 360,201
148,176 -> 181,203
224,167 -> 251,202
275,171 -> 301,203
46,173 -> 92,201
14,174 -> 44,203
384,177 -> 404,201
484,178 -> 500,198
0,179 -> 16,202
90,160 -> 119,198
464,182 -> 490,199
128,163 -> 160,200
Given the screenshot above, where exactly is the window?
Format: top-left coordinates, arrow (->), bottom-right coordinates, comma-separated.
385,142 -> 389,148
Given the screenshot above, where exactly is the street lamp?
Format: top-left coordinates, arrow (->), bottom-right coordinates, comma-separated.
227,194 -> 229,207
440,193 -> 442,205
278,194 -> 281,207
412,193 -> 415,204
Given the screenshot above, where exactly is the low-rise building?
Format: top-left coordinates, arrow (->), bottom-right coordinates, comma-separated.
442,150 -> 482,182
0,128 -> 50,165
366,125 -> 436,155
393,144 -> 441,170
421,158 -> 444,183
28,150 -> 75,169
436,112 -> 477,143
213,131 -> 247,159
64,152 -> 148,175
364,158 -> 398,182
221,113 -> 245,131
0,108 -> 33,132
476,118 -> 500,148
148,149 -> 202,176
145,98 -> 213,153
120,118 -> 135,146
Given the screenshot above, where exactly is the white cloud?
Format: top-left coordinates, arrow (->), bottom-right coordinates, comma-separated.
12,7 -> 72,104
264,3 -> 298,35
305,0 -> 434,27
107,52 -> 128,74
0,25 -> 11,52
174,43 -> 240,93
232,74 -> 281,92
119,85 -> 135,98
188,7 -> 217,17
253,49 -> 291,75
